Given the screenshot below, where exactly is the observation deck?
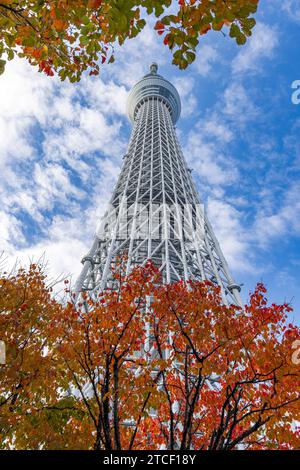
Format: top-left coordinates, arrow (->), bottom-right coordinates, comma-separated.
126,63 -> 181,124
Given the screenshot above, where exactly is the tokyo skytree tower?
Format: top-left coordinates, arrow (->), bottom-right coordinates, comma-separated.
76,63 -> 242,306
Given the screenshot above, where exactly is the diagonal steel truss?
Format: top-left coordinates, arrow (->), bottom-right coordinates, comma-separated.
76,64 -> 242,306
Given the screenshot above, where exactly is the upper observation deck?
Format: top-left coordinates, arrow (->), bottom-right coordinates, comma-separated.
126,63 -> 181,124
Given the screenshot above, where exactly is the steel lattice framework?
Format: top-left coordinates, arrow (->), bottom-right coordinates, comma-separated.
76,64 -> 242,306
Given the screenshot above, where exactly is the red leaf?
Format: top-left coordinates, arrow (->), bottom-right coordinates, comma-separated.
154,21 -> 165,31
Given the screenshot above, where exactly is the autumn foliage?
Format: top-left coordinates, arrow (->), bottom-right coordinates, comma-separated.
0,260 -> 299,450
0,1 -> 259,80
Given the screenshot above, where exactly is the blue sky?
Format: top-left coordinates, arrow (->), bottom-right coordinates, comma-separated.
0,0 -> 300,319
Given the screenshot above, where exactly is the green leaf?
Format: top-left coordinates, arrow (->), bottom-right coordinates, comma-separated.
186,37 -> 199,49
0,59 -> 6,75
236,33 -> 247,45
230,24 -> 240,38
81,16 -> 90,25
7,49 -> 14,61
186,51 -> 196,64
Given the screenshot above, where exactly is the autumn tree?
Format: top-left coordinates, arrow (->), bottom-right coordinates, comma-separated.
1,259 -> 299,450
51,262 -> 164,450
145,280 -> 300,450
0,0 -> 259,80
0,263 -> 91,449
0,264 -> 62,447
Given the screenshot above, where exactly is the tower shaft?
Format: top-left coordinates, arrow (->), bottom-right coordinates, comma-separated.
76,65 -> 242,306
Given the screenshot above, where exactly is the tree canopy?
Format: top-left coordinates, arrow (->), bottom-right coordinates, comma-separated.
1,260 -> 299,450
0,0 -> 259,81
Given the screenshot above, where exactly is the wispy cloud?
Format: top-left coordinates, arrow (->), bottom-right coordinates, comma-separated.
194,44 -> 219,77
0,58 -> 128,279
281,0 -> 300,22
232,22 -> 278,74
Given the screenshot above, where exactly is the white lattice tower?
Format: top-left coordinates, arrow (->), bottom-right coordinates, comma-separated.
76,63 -> 242,306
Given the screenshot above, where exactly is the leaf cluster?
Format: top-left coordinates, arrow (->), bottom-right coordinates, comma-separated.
0,0 -> 260,80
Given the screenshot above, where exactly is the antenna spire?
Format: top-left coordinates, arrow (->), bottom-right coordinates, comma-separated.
150,62 -> 158,74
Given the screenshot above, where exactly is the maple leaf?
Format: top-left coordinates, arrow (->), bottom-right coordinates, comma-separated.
0,0 -> 260,80
1,255 -> 299,450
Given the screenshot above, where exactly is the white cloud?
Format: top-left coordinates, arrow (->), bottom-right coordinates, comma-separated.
223,82 -> 258,122
0,57 -> 129,282
207,198 -> 255,273
185,122 -> 238,186
0,211 -> 25,253
281,0 -> 300,22
232,22 -> 278,74
173,76 -> 197,118
12,238 -> 87,287
0,60 -> 52,180
194,44 -> 219,77
255,182 -> 300,245
201,115 -> 234,143
82,79 -> 128,116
